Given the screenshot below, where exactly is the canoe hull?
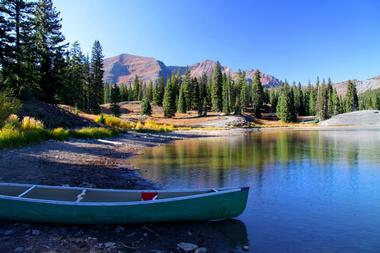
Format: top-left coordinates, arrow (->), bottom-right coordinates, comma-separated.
0,187 -> 249,224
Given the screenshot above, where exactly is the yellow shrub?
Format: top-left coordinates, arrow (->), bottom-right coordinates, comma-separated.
21,116 -> 44,129
50,127 -> 70,141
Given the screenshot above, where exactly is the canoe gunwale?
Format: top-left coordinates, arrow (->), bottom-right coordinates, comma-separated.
0,183 -> 249,207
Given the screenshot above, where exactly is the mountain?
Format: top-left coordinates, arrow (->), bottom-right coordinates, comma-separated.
334,75 -> 380,95
103,53 -> 171,84
103,53 -> 281,87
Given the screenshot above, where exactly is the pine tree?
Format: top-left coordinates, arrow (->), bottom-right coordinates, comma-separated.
153,77 -> 164,106
162,79 -> 176,118
192,77 -> 200,110
177,84 -> 186,113
1,0 -> 35,96
240,78 -> 249,112
252,70 -> 264,118
146,80 -> 153,102
132,75 -> 140,101
103,83 -> 111,104
211,61 -> 223,112
222,73 -> 231,114
316,80 -> 328,120
119,85 -> 128,101
33,0 -> 67,102
345,80 -> 358,112
141,97 -> 152,116
276,82 -> 296,122
60,41 -> 86,106
88,40 -> 104,114
110,84 -> 120,116
182,68 -> 191,110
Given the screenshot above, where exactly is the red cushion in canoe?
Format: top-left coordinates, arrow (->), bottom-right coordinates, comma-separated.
141,192 -> 158,201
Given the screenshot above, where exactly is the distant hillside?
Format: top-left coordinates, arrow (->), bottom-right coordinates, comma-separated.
103,53 -> 281,87
334,75 -> 380,95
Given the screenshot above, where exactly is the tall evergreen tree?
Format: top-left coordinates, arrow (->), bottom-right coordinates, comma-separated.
211,61 -> 223,112
33,0 -> 67,102
177,84 -> 186,113
252,71 -> 264,118
141,97 -> 152,116
88,40 -> 104,114
0,0 -> 35,96
276,82 -> 296,122
60,41 -> 86,106
132,75 -> 140,101
162,79 -> 176,118
240,78 -> 249,112
222,73 -> 231,114
345,80 -> 358,112
182,68 -> 191,110
153,77 -> 164,106
110,84 -> 120,116
146,80 -> 153,102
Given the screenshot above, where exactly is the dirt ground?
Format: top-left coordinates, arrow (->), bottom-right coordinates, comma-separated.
0,132 -> 249,253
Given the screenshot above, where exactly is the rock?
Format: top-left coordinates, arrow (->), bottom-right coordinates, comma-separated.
194,247 -> 207,253
114,226 -> 125,233
104,242 -> 116,249
14,247 -> 24,253
242,245 -> 249,251
4,229 -> 14,235
177,242 -> 198,252
31,229 -> 41,236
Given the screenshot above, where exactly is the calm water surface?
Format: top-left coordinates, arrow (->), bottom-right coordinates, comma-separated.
131,130 -> 380,252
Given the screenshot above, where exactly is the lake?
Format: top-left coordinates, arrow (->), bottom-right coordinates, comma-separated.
131,129 -> 380,252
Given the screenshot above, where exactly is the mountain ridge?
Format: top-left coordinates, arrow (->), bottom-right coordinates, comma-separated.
103,53 -> 281,87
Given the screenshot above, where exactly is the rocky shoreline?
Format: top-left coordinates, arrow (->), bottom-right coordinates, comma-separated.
0,130 -> 250,253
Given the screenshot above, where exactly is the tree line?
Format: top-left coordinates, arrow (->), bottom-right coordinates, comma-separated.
104,61 -> 266,118
0,0 -> 105,113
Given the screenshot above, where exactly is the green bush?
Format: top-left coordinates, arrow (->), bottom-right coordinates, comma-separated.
95,114 -> 105,124
49,127 -> 70,141
0,128 -> 48,149
0,90 -> 21,126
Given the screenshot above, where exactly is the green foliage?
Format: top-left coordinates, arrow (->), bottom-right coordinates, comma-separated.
211,61 -> 223,112
276,83 -> 296,122
153,77 -> 165,106
345,80 -> 359,112
240,77 -> 249,113
88,40 -> 104,114
141,98 -> 152,116
49,127 -> 70,141
252,71 -> 264,118
163,79 -> 176,118
34,0 -> 67,102
0,90 -> 21,126
222,74 -> 231,114
95,114 -> 105,124
132,75 -> 141,101
110,84 -> 120,116
177,85 -> 187,113
146,80 -> 153,102
358,87 -> 380,110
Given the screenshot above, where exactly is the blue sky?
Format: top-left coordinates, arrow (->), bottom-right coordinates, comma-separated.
54,0 -> 380,83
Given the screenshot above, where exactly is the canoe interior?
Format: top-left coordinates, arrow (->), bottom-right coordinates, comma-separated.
0,184 -> 216,203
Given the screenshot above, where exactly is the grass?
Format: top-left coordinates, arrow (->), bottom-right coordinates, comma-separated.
96,115 -> 175,132
69,127 -> 119,139
0,115 -> 120,149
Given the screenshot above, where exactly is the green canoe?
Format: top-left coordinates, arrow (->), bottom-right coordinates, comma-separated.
0,183 -> 249,224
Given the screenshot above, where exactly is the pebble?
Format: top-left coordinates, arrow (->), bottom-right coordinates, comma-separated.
114,226 -> 125,233
242,245 -> 249,251
14,247 -> 24,253
177,242 -> 198,252
104,242 -> 116,249
4,229 -> 14,235
194,247 -> 208,253
31,229 -> 41,236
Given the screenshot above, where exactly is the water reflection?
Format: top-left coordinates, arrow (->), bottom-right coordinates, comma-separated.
131,130 -> 380,252
133,130 -> 380,189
